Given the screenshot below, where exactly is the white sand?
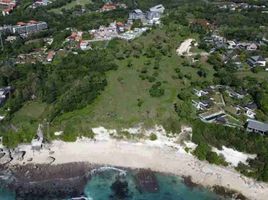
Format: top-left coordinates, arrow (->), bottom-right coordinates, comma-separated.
10,138 -> 268,200
212,146 -> 256,167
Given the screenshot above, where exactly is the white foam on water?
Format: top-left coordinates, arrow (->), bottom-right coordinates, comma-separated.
90,166 -> 127,176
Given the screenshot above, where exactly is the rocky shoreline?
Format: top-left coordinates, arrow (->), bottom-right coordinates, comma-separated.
0,162 -> 91,199
0,162 -> 249,200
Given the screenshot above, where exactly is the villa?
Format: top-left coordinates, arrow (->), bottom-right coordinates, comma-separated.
247,56 -> 266,67
246,119 -> 268,135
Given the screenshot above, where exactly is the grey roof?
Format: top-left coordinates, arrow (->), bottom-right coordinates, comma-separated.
247,119 -> 268,133
250,56 -> 265,62
245,102 -> 257,110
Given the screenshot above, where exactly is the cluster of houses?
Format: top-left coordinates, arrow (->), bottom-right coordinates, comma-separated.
0,0 -> 17,16
29,0 -> 51,9
16,47 -> 55,64
192,85 -> 268,132
65,30 -> 92,50
217,1 -> 266,11
14,37 -> 55,64
129,4 -> 165,26
204,34 -> 267,69
87,4 -> 165,42
0,20 -> 48,38
89,21 -> 149,42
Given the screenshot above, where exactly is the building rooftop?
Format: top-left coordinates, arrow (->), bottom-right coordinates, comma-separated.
247,119 -> 268,133
250,56 -> 265,62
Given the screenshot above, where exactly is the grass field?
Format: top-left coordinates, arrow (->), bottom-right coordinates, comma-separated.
50,0 -> 92,14
11,101 -> 50,133
49,28 -> 215,134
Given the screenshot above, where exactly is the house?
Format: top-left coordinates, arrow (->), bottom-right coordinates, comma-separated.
227,89 -> 246,99
238,42 -> 258,51
79,40 -> 91,50
222,50 -> 238,64
46,50 -> 55,62
129,9 -> 145,20
246,119 -> 268,135
0,0 -> 17,16
116,22 -> 125,33
243,102 -> 257,119
247,43 -> 258,51
146,11 -> 161,25
199,110 -> 226,123
227,40 -> 237,49
247,56 -> 266,67
192,99 -> 213,111
193,89 -> 208,97
0,86 -> 12,106
100,3 -> 117,12
149,4 -> 165,13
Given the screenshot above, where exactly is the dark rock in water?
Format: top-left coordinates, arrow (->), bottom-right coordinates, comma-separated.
182,176 -> 199,189
212,185 -> 248,200
134,169 -> 159,193
110,177 -> 130,200
1,162 -> 92,199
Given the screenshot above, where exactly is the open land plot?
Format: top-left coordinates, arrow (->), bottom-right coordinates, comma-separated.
10,25 -> 215,135
50,0 -> 92,14
10,101 -> 50,133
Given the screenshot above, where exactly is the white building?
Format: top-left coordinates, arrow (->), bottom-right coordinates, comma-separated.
80,40 -> 91,50
149,4 -> 165,13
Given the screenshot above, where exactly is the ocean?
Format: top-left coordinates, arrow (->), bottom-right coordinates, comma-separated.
0,167 -> 225,200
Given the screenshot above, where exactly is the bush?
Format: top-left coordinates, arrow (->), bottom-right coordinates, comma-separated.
150,133 -> 157,141
149,82 -> 165,97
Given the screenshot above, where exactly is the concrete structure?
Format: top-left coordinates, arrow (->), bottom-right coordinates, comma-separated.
12,21 -> 48,35
31,124 -> 44,150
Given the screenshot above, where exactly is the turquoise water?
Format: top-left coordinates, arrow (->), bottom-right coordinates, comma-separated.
0,187 -> 15,200
0,168 -> 224,200
84,169 -> 223,200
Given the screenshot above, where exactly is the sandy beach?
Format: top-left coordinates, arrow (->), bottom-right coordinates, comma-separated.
7,138 -> 268,200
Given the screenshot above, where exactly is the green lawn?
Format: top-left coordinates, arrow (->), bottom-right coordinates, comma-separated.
11,101 -> 50,133
50,0 -> 92,14
48,27 -> 217,134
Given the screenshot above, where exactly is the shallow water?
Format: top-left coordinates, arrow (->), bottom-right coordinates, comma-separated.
84,169 -> 223,200
0,167 -> 225,200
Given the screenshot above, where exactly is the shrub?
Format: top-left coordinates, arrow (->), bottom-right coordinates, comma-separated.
150,133 -> 157,141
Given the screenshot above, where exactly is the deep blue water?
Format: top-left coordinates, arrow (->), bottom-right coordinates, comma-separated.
0,167 -> 225,200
